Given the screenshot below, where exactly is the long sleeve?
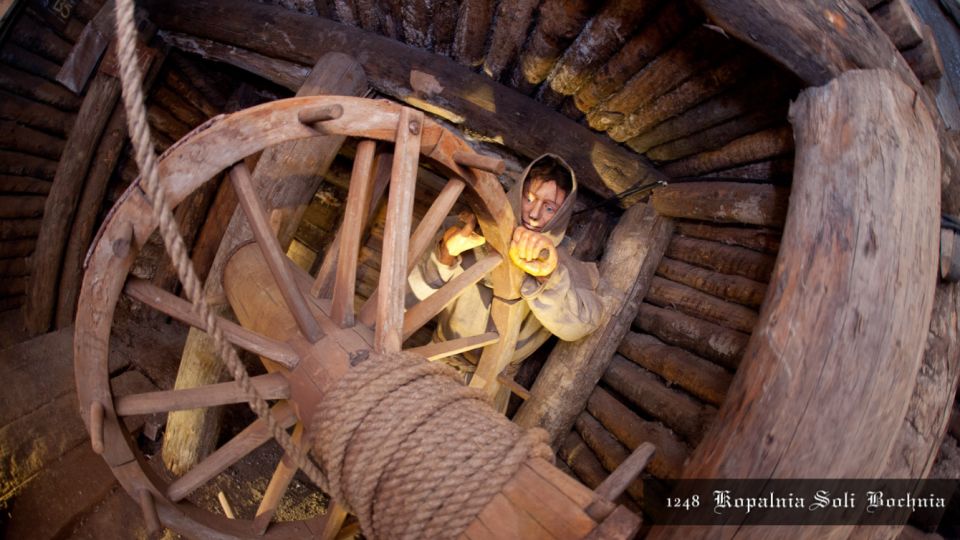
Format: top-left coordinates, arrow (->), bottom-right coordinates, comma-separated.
407,248 -> 462,301
519,257 -> 604,342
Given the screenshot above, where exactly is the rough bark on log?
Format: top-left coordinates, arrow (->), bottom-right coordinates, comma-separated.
626,73 -> 793,153
575,412 -> 644,504
587,387 -> 689,479
635,303 -> 747,370
398,0 -> 432,48
619,331 -> 731,407
0,219 -> 42,239
646,105 -> 788,162
509,0 -> 594,93
651,181 -> 788,228
871,0 -> 924,50
0,195 -> 45,218
0,120 -> 65,160
586,26 -> 733,133
573,1 -> 695,114
0,65 -> 82,111
662,125 -> 795,178
152,86 -> 207,128
650,69 -> 940,540
452,0 -> 494,67
483,0 -> 539,80
146,0 -> 667,199
0,89 -> 74,137
25,72 -> 119,335
673,221 -> 781,254
698,157 -> 795,182
430,0 -> 459,56
656,256 -> 766,308
646,276 -> 758,333
607,56 -> 756,142
559,430 -> 611,491
0,257 -> 29,276
0,151 -> 58,179
548,0 -> 664,96
604,353 -> 715,443
8,12 -> 73,63
665,235 -> 777,282
901,24 -> 945,83
164,68 -> 219,118
0,43 -> 63,82
514,203 -> 673,446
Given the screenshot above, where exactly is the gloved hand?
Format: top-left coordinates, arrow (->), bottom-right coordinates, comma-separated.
438,211 -> 486,266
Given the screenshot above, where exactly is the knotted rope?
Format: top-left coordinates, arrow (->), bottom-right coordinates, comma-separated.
313,352 -> 553,539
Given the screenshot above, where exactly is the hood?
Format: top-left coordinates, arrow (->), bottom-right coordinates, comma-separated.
507,154 -> 578,247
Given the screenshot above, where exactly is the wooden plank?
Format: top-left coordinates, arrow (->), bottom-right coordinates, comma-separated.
404,331 -> 499,360
114,373 -> 290,415
331,139 -> 377,327
656,256 -> 767,308
146,0 -> 667,199
374,107 -> 422,353
635,303 -> 747,370
592,442 -> 656,504
514,203 -> 673,444
647,275 -> 758,333
500,460 -> 597,539
666,235 -> 776,283
575,412 -> 644,503
402,253 -> 502,340
253,423 -> 307,534
56,0 -> 113,93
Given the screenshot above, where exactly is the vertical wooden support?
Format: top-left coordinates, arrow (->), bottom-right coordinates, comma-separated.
374,107 -> 422,353
469,297 -> 529,399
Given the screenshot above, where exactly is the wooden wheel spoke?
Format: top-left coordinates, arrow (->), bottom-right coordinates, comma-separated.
312,151 -> 392,299
374,107 -> 424,353
167,402 -> 297,503
358,177 -> 466,327
124,278 -> 300,368
114,373 -> 290,416
253,423 -> 308,534
405,331 -> 500,361
229,163 -> 323,343
402,253 -> 502,340
331,140 -> 378,327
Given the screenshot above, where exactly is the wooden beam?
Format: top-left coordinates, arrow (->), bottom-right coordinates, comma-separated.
509,0 -> 593,93
871,0 -> 924,50
661,125 -> 795,178
645,105 -> 787,162
145,0 -> 667,199
482,0 -> 538,79
651,182 -> 789,228
513,203 -> 673,445
452,0 -> 495,67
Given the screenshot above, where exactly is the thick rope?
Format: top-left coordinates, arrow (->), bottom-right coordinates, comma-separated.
112,0 -> 327,488
313,352 -> 553,539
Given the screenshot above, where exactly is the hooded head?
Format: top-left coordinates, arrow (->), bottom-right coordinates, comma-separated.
509,154 -> 578,247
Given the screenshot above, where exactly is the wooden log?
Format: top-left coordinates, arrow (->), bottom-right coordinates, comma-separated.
188,176 -> 236,283
901,24 -> 945,83
567,208 -> 612,262
585,26 -> 733,133
608,56 -> 756,143
858,0 -> 885,9
152,86 -> 207,128
0,89 -> 74,137
673,221 -> 781,254
626,73 -> 794,153
604,353 -> 714,443
147,102 -> 191,142
548,0 -> 664,96
0,195 -> 45,218
656,256 -> 767,308
619,331 -> 731,407
699,157 -> 795,182
164,68 -> 219,118
650,181 -> 789,228
587,386 -> 690,479
0,238 -> 37,258
574,412 -> 644,504
0,275 -> 26,296
0,151 -> 58,179
452,0 -> 495,67
661,125 -> 795,177
666,235 -> 776,282
646,105 -> 788,162
0,295 -> 23,312
25,71 -> 120,336
146,0 -> 667,199
0,65 -> 82,111
871,0 -> 924,49
635,303 -> 748,370
0,176 -> 52,195
430,0 -> 459,56
508,0 -> 594,93
0,42 -> 63,82
482,0 -> 539,79
398,0 -> 431,48
0,219 -> 42,239
646,276 -> 758,333
168,53 -> 228,111
0,257 -> 29,276
559,430 -> 612,490
573,1 -> 695,114
652,69 -> 941,540
0,120 -> 65,160
8,12 -> 73,63
514,203 -> 673,446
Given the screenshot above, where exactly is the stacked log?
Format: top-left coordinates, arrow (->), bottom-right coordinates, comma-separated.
508,0 -> 594,94
661,125 -> 795,178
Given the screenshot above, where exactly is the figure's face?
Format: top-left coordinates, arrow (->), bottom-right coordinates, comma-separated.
521,178 -> 566,232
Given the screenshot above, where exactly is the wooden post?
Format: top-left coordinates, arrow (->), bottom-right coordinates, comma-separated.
513,203 -> 673,445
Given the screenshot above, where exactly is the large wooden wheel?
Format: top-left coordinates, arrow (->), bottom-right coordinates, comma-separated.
74,96 -> 526,538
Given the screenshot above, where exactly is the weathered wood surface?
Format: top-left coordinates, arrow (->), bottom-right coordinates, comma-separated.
0,238 -> 37,258
483,0 -> 538,80
649,70 -> 940,539
0,218 -> 42,239
0,151 -> 57,179
651,182 -> 788,228
635,303 -> 747,370
871,0 -> 924,50
0,65 -> 82,111
902,24 -> 945,83
8,12 -> 73,63
661,125 -> 795,177
646,105 -> 788,162
452,0 -> 494,67
673,222 -> 781,254
146,0 -> 667,199
25,72 -> 120,335
0,257 -> 29,276
0,195 -> 46,218
0,88 -> 74,137
699,158 -> 795,182
0,120 -> 64,160
509,0 -> 593,93
514,203 -> 673,446
646,276 -> 758,333
619,331 -> 731,407
574,412 -> 644,504
656,256 -> 767,308
0,42 -> 64,82
665,235 -> 776,283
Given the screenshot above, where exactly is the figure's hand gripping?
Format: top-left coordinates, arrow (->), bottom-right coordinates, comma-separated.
509,226 -> 558,277
438,211 -> 486,266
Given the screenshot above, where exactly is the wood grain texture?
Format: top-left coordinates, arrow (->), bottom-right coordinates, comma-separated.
635,303 -> 747,370
482,0 -> 539,80
646,275 -> 758,333
673,221 -> 781,254
655,256 -> 767,308
661,125 -> 795,177
651,182 -> 788,228
509,0 -> 594,93
665,235 -> 776,282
